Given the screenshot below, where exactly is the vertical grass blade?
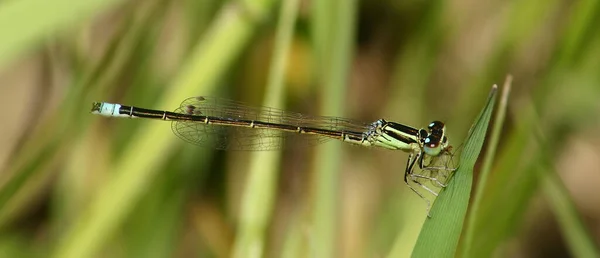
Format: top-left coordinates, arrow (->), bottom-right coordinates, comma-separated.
541,168 -> 600,257
461,76 -> 512,257
533,123 -> 600,257
411,85 -> 498,258
311,0 -> 358,257
232,0 -> 300,257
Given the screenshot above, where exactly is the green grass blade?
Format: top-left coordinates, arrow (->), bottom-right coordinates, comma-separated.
541,168 -> 600,257
232,0 -> 300,256
411,85 -> 498,258
311,0 -> 358,257
461,76 -> 511,257
533,124 -> 600,257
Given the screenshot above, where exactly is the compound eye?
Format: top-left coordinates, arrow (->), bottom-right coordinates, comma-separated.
424,137 -> 438,147
428,121 -> 445,132
423,135 -> 442,156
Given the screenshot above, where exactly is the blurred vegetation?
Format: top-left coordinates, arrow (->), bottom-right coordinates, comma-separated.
0,0 -> 599,257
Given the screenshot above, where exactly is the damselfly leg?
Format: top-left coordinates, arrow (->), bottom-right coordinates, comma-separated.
402,121 -> 457,217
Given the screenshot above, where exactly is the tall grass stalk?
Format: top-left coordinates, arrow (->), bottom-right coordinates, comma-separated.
311,0 -> 358,257
461,76 -> 511,257
232,0 -> 300,257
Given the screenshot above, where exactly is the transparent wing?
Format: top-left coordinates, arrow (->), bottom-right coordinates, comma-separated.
171,96 -> 372,151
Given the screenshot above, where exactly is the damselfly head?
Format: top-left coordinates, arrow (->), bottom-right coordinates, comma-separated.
423,121 -> 449,156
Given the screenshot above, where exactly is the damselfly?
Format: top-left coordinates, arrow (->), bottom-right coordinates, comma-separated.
91,96 -> 456,214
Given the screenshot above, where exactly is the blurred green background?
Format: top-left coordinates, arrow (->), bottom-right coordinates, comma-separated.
0,0 -> 599,257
